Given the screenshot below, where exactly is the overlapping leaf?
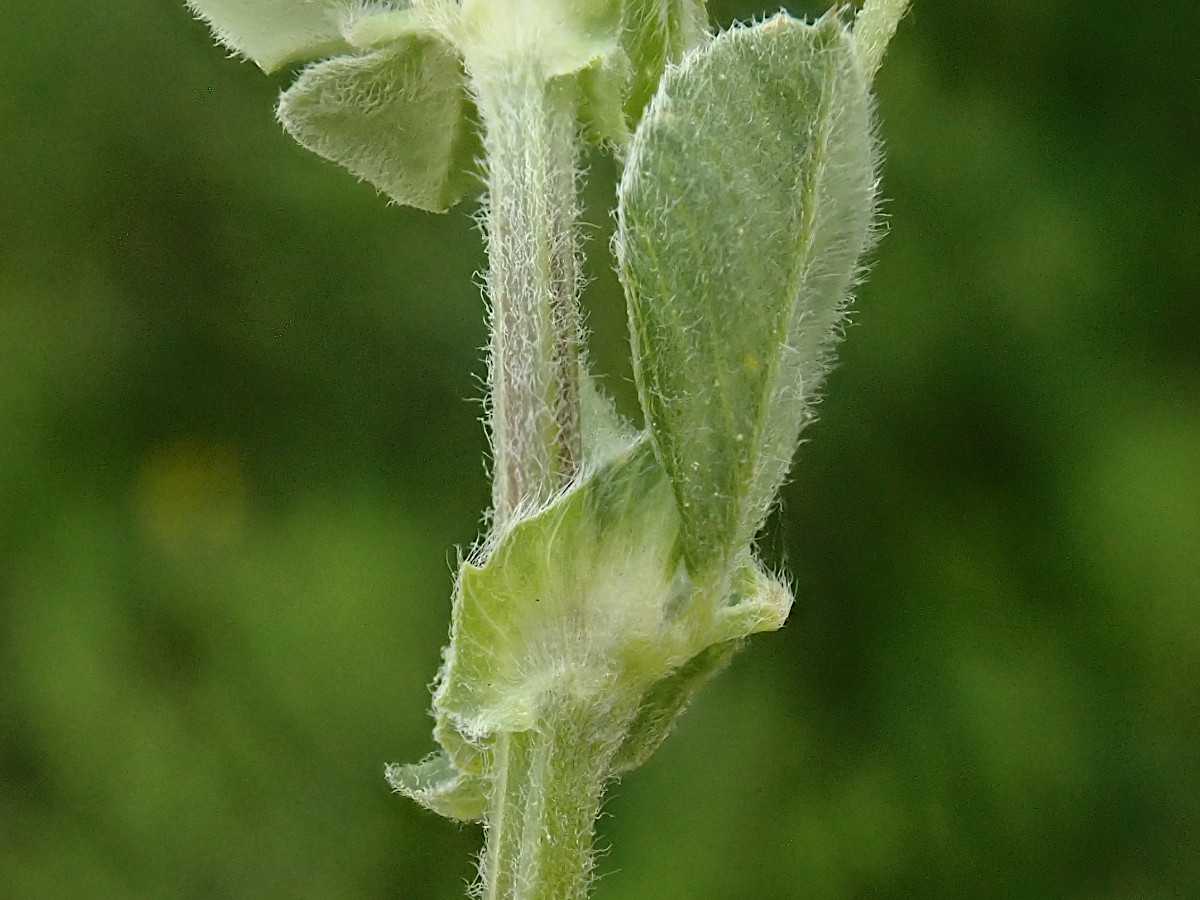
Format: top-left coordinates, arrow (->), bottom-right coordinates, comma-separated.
620,0 -> 710,126
385,751 -> 488,822
618,13 -> 878,579
277,32 -> 481,212
432,438 -> 790,750
184,0 -> 353,73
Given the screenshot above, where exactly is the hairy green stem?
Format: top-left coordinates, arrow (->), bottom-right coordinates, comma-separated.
469,58 -> 597,900
481,703 -> 621,900
475,67 -> 584,525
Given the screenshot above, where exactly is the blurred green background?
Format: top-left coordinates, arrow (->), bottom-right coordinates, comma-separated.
2,1 -> 1198,897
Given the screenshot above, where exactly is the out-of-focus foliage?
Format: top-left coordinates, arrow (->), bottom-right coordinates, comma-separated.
1,0 -> 1197,897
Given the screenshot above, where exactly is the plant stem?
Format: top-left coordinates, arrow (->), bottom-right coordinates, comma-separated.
469,56 -> 598,900
475,65 -> 583,526
481,702 -> 620,900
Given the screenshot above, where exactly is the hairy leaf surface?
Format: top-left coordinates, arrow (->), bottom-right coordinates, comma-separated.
184,0 -> 353,72
385,752 -> 488,822
620,0 -> 709,126
433,438 -> 790,748
277,33 -> 481,213
617,13 -> 878,577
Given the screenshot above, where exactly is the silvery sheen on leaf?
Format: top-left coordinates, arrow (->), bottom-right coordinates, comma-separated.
617,12 -> 879,580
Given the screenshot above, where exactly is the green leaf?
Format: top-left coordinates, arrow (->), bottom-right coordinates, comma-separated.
575,53 -> 633,145
184,0 -> 353,73
339,8 -> 424,49
435,438 -> 681,737
610,554 -> 789,773
403,439 -> 792,822
277,32 -> 482,213
610,640 -> 736,773
457,0 -> 624,78
853,0 -> 911,83
620,0 -> 709,127
573,0 -> 709,143
433,715 -> 488,777
579,372 -> 637,469
617,13 -> 878,577
385,752 -> 488,822
432,438 -> 790,744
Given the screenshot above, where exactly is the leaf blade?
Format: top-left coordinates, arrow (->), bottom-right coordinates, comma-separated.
617,13 -> 878,577
620,0 -> 710,126
385,752 -> 488,822
184,0 -> 352,73
432,437 -> 790,745
277,33 -> 481,213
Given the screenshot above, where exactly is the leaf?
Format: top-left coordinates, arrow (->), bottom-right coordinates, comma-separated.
579,372 -> 637,470
617,13 -> 878,578
456,0 -> 624,79
574,0 -> 709,143
610,560 -> 789,772
339,8 -> 424,49
277,32 -> 482,213
432,438 -> 790,743
610,640 -> 736,772
853,0 -> 911,83
433,715 -> 488,777
620,0 -> 710,127
385,752 -> 488,822
575,53 -> 633,145
434,439 -> 681,737
184,0 -> 353,73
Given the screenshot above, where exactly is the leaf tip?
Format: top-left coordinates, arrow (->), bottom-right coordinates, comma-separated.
853,0 -> 911,82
